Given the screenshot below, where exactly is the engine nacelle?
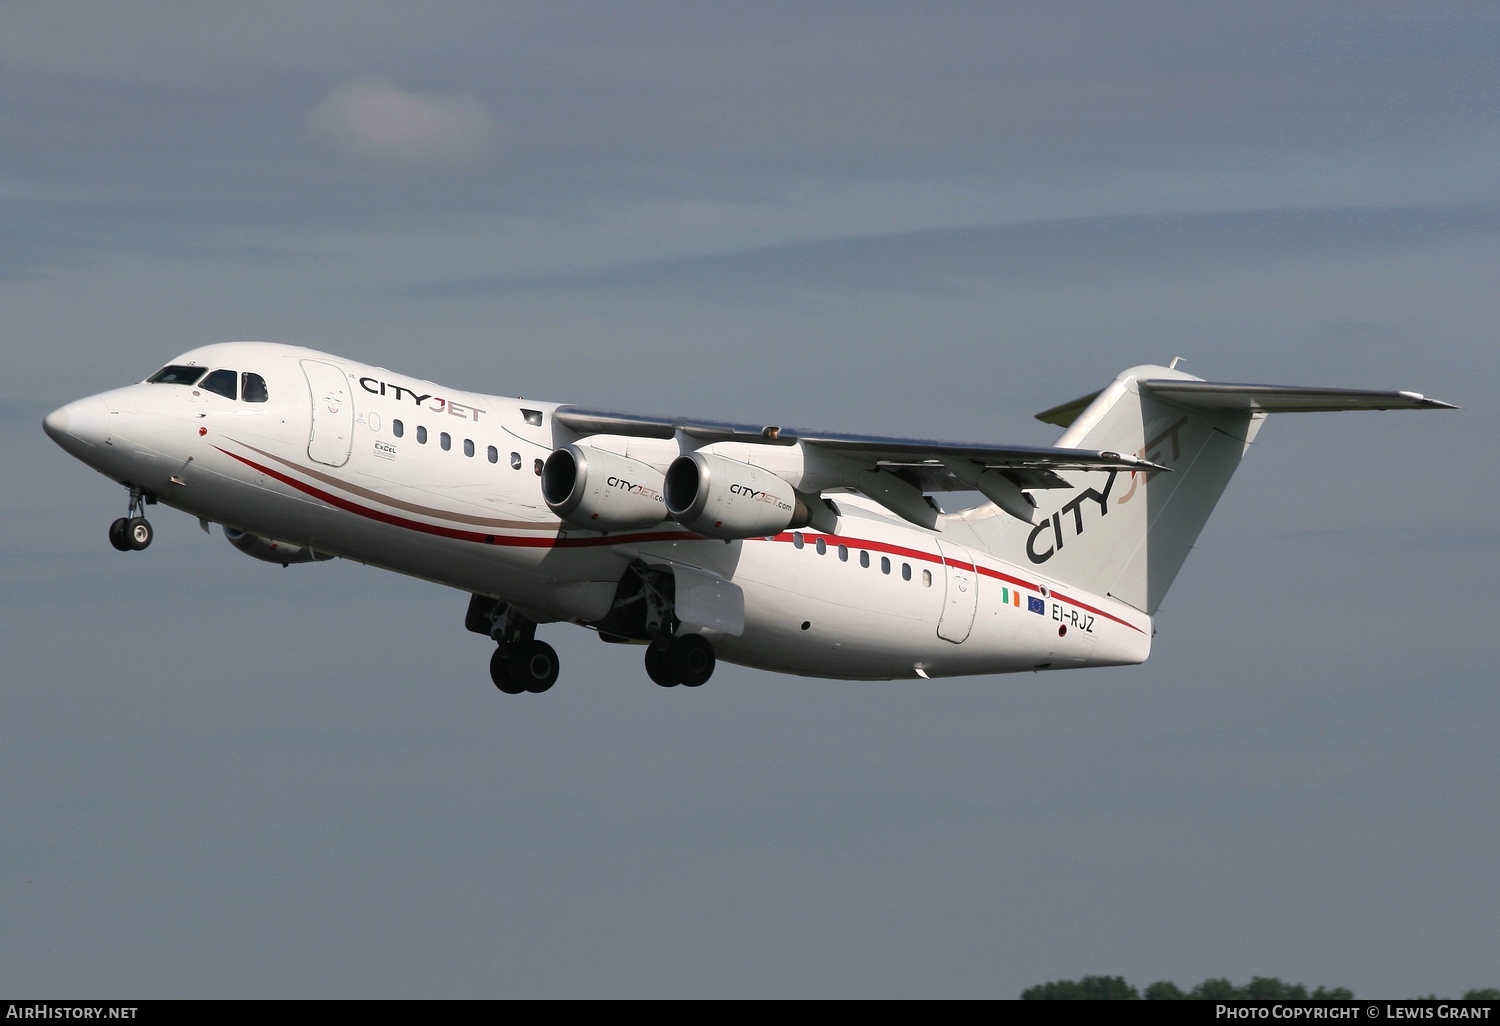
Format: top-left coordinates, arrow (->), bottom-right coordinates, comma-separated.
541,444 -> 668,531
664,452 -> 802,539
224,527 -> 334,566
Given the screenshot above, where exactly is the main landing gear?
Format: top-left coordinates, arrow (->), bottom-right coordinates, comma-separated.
108,487 -> 155,552
467,596 -> 558,695
595,561 -> 718,688
644,634 -> 716,688
464,561 -> 721,695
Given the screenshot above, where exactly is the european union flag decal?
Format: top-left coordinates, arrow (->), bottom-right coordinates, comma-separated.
1027,595 -> 1045,615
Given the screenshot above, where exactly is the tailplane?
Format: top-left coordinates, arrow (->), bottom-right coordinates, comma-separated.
954,366 -> 1453,615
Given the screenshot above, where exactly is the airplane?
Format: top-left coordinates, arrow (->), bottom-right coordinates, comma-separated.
43,341 -> 1454,693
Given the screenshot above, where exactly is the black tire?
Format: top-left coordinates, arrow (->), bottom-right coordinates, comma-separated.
644,643 -> 678,687
108,518 -> 131,551
489,647 -> 526,694
126,517 -> 153,550
666,634 -> 715,688
508,640 -> 559,693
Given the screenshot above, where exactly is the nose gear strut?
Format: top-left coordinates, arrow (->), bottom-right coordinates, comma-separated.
109,485 -> 156,551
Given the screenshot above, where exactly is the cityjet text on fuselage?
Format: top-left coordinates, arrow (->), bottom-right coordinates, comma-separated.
358,376 -> 484,422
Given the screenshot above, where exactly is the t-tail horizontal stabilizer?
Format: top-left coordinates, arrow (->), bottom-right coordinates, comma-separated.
967,365 -> 1459,617
1137,380 -> 1458,414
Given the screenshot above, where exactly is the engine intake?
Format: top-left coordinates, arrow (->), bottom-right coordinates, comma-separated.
664,452 -> 803,539
541,444 -> 667,531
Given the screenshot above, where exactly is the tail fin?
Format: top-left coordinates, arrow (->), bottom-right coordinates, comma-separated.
956,366 -> 1453,615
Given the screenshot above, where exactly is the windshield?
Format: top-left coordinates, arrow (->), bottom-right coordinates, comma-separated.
147,365 -> 207,385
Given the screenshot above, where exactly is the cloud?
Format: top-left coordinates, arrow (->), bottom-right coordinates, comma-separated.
306,76 -> 494,160
408,203 -> 1500,298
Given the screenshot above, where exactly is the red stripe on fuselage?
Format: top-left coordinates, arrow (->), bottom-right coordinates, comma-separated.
216,445 -> 1146,634
214,446 -> 698,549
768,530 -> 1146,634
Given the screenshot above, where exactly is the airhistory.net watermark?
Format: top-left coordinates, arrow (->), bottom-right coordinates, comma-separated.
6,1007 -> 138,1020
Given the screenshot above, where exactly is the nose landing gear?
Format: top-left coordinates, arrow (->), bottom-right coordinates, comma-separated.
108,487 -> 155,551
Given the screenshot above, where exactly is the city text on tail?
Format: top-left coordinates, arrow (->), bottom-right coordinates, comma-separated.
44,343 -> 1455,693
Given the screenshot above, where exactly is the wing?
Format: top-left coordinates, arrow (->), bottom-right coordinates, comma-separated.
553,406 -> 1165,493
788,429 -> 1161,490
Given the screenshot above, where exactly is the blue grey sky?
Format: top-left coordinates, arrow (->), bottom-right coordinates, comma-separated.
1,3 -> 1495,997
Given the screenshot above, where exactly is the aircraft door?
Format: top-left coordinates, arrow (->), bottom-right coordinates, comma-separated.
301,360 -> 354,467
934,539 -> 979,643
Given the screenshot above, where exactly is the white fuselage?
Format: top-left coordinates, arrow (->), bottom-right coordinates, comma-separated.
45,342 -> 1151,680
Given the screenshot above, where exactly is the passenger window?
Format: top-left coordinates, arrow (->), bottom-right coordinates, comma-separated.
922,569 -> 932,587
393,419 -> 404,438
147,365 -> 206,385
463,439 -> 475,457
440,432 -> 451,451
793,532 -> 804,549
902,563 -> 912,581
510,452 -> 522,470
199,369 -> 236,400
881,556 -> 891,575
416,425 -> 427,444
487,446 -> 498,464
241,372 -> 269,403
838,544 -> 848,562
815,537 -> 826,555
860,550 -> 870,568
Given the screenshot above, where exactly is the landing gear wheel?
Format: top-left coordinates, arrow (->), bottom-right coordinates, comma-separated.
667,634 -> 715,688
507,640 -> 559,694
489,647 -> 526,694
125,517 -> 153,550
644,643 -> 678,687
108,518 -> 131,551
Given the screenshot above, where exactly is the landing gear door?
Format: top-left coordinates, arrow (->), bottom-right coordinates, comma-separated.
302,360 -> 354,467
934,539 -> 979,644
674,565 -> 745,637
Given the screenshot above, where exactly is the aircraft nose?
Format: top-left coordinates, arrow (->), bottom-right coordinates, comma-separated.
43,405 -> 69,441
42,396 -> 110,454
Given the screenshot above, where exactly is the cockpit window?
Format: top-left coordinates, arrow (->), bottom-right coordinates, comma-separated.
147,365 -> 207,385
199,369 -> 237,400
242,372 -> 269,403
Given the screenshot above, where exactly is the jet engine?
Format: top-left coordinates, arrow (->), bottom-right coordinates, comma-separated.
664,452 -> 809,539
541,444 -> 668,531
224,527 -> 334,566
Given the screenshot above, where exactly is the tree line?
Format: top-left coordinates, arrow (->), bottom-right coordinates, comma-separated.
1021,975 -> 1500,1000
